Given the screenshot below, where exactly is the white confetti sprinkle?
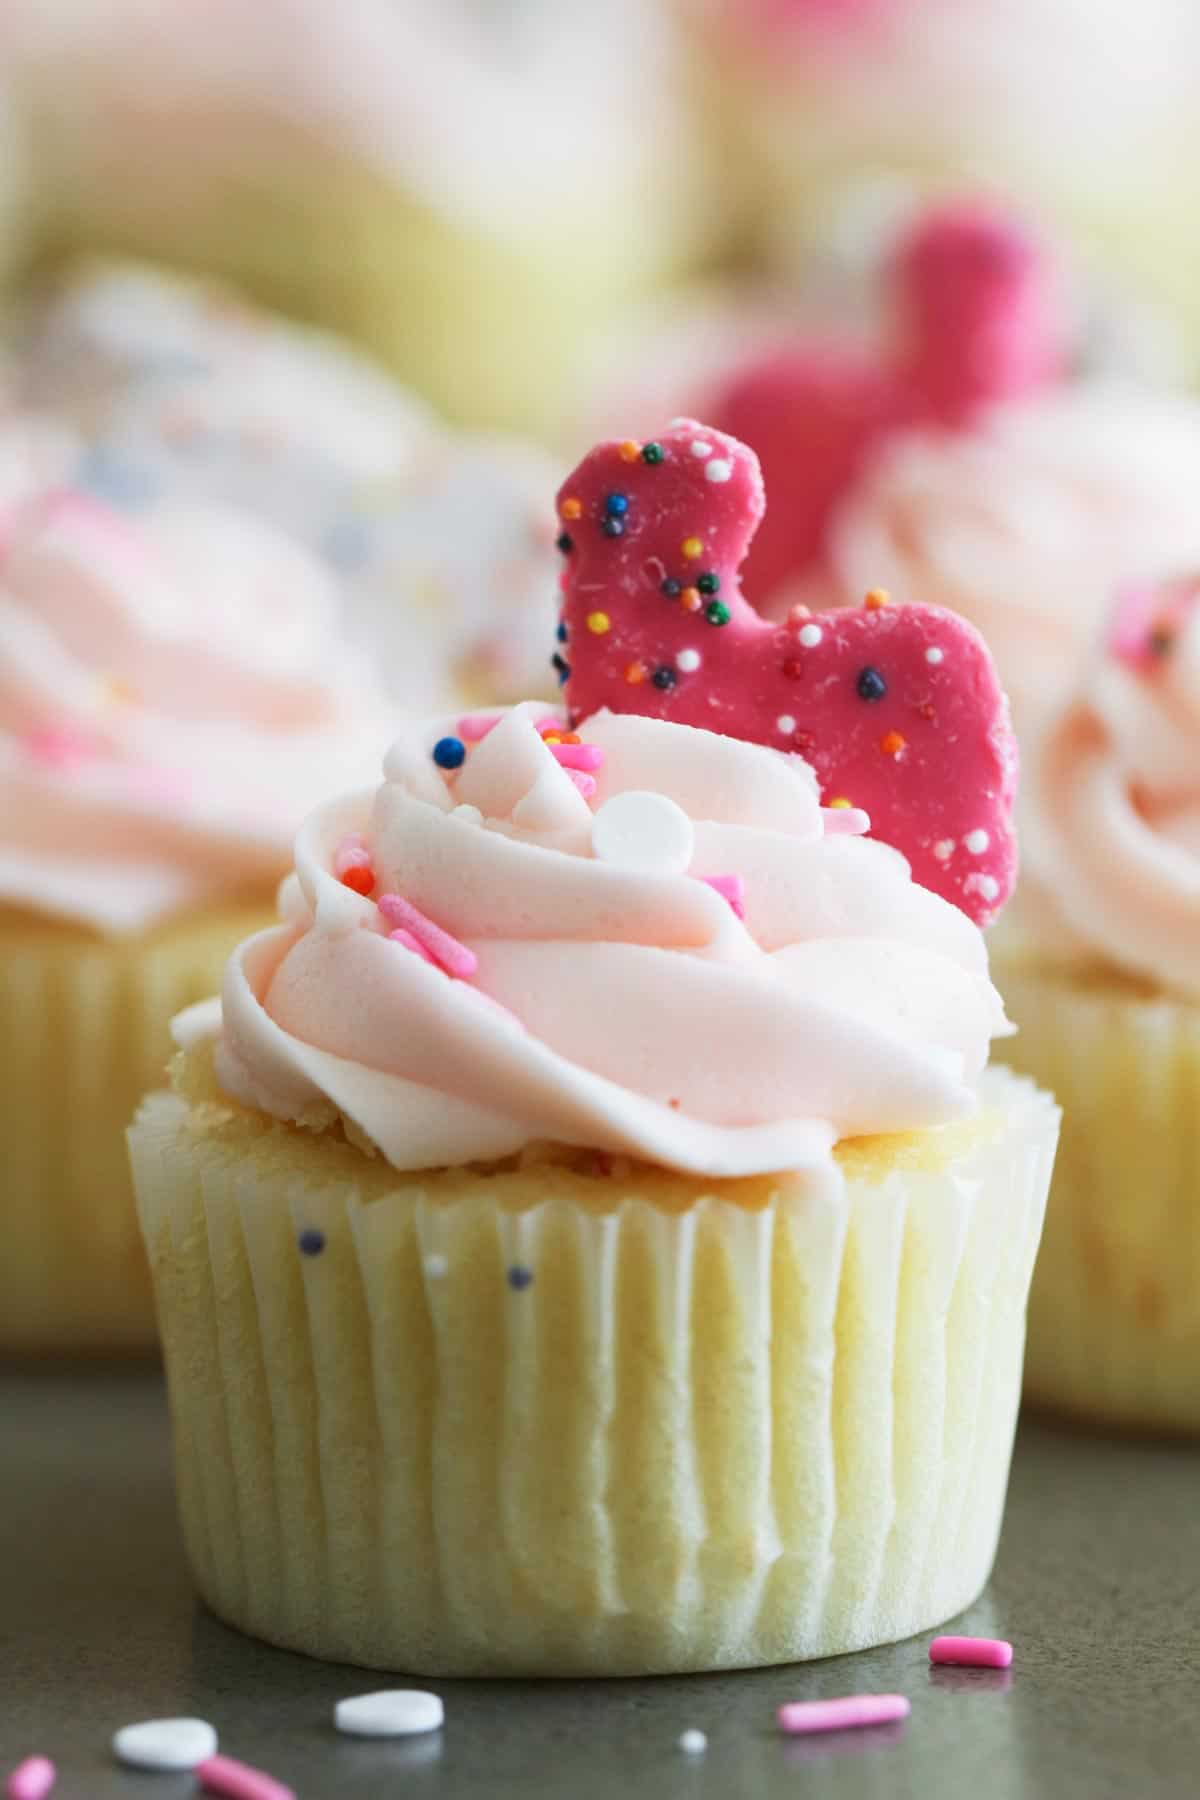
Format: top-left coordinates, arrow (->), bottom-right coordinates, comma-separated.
965,829 -> 990,854
690,439 -> 713,458
776,714 -> 797,735
676,649 -> 701,673
668,416 -> 692,428
424,1253 -> 448,1281
113,1719 -> 218,1771
798,624 -> 823,648
452,804 -> 484,826
933,839 -> 955,861
679,1730 -> 708,1754
592,791 -> 695,875
925,646 -> 944,665
336,1691 -> 444,1738
704,458 -> 733,484
965,873 -> 1000,902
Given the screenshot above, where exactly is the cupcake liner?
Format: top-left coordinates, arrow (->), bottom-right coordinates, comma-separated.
996,959 -> 1200,1433
130,1063 -> 1055,1676
0,902 -> 268,1353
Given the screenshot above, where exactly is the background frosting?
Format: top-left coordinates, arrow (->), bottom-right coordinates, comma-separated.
214,703 -> 1009,1180
0,488 -> 392,933
1018,576 -> 1200,998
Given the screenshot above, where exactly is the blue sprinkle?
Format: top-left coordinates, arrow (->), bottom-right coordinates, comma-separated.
507,1265 -> 534,1291
557,621 -> 569,643
604,492 -> 630,517
74,446 -> 160,508
433,736 -> 467,770
552,652 -> 570,684
298,1228 -> 326,1257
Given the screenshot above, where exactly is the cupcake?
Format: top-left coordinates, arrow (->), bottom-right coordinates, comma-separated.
993,576 -> 1200,1432
11,262 -> 562,710
129,423 -> 1057,1674
1,484 -> 391,1352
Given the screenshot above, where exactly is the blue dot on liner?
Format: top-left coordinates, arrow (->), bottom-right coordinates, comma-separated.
507,1264 -> 534,1291
432,736 -> 467,770
298,1228 -> 326,1257
604,492 -> 630,517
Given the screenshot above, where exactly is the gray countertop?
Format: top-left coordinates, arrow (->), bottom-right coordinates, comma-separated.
3,1369 -> 1198,1799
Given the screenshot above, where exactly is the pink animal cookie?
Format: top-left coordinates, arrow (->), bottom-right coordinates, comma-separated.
556,420 -> 1018,925
710,200 -> 1065,604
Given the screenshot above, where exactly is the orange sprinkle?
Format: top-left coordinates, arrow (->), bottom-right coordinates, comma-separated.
617,440 -> 641,463
864,587 -> 890,610
827,796 -> 853,810
880,730 -> 907,757
586,610 -> 611,635
624,661 -> 648,685
560,496 -> 583,520
680,586 -> 702,612
340,865 -> 375,896
681,536 -> 704,560
540,728 -> 581,745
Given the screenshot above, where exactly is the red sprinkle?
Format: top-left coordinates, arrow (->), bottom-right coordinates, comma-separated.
340,864 -> 375,897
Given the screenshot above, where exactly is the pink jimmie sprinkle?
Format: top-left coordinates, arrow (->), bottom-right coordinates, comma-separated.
457,712 -> 503,742
777,1695 -> 910,1736
377,893 -> 478,979
930,1635 -> 1013,1669
196,1754 -> 295,1800
566,769 -> 598,800
334,833 -> 371,877
821,804 -> 871,836
549,742 -> 604,772
21,725 -> 98,770
700,874 -> 746,919
388,927 -> 437,965
6,1759 -> 56,1800
535,716 -> 564,733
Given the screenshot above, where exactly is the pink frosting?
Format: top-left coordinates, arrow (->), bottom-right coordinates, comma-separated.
1020,575 -> 1200,999
210,703 -> 1009,1181
557,421 -> 1018,926
0,489 -> 391,933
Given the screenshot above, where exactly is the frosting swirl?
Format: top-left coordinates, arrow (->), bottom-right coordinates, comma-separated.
1020,576 -> 1200,999
0,489 -> 391,933
827,384 -> 1200,737
212,704 -> 1009,1180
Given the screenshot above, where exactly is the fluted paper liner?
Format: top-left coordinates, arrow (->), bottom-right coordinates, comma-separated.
130,1063 -> 1055,1675
0,901 -> 268,1352
997,959 -> 1200,1433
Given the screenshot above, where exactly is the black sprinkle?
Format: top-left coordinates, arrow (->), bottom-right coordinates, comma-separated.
601,515 -> 626,539
856,666 -> 888,702
661,578 -> 682,598
651,665 -> 677,690
551,652 -> 570,684
556,532 -> 574,555
298,1229 -> 326,1257
507,1265 -> 534,1291
696,571 -> 720,596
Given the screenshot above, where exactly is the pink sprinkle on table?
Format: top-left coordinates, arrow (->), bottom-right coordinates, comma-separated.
929,1635 -> 1013,1669
5,1758 -> 56,1800
196,1753 -> 295,1800
457,713 -> 503,742
777,1695 -> 910,1736
549,742 -> 604,772
699,874 -> 746,919
377,893 -> 478,979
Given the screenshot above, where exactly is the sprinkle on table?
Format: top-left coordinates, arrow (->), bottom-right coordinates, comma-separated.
777,1695 -> 910,1736
929,1635 -> 1013,1669
196,1754 -> 295,1800
5,1758 -> 56,1800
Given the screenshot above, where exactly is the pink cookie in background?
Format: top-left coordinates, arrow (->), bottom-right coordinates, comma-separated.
707,200 -> 1066,605
557,420 -> 1017,926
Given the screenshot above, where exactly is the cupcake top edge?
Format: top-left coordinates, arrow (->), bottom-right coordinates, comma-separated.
1021,574 -> 1200,1000
0,482 -> 392,935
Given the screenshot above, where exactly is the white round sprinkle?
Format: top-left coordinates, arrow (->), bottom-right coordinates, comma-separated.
679,1730 -> 708,1754
690,439 -> 713,458
798,623 -> 823,647
113,1719 -> 218,1771
668,416 -> 692,428
591,791 -> 695,875
925,646 -> 944,665
966,873 -> 1000,902
965,829 -> 990,854
776,714 -> 797,735
676,648 -> 701,673
424,1253 -> 448,1281
704,458 -> 733,484
933,839 -> 956,862
452,803 -> 484,825
336,1691 -> 445,1738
